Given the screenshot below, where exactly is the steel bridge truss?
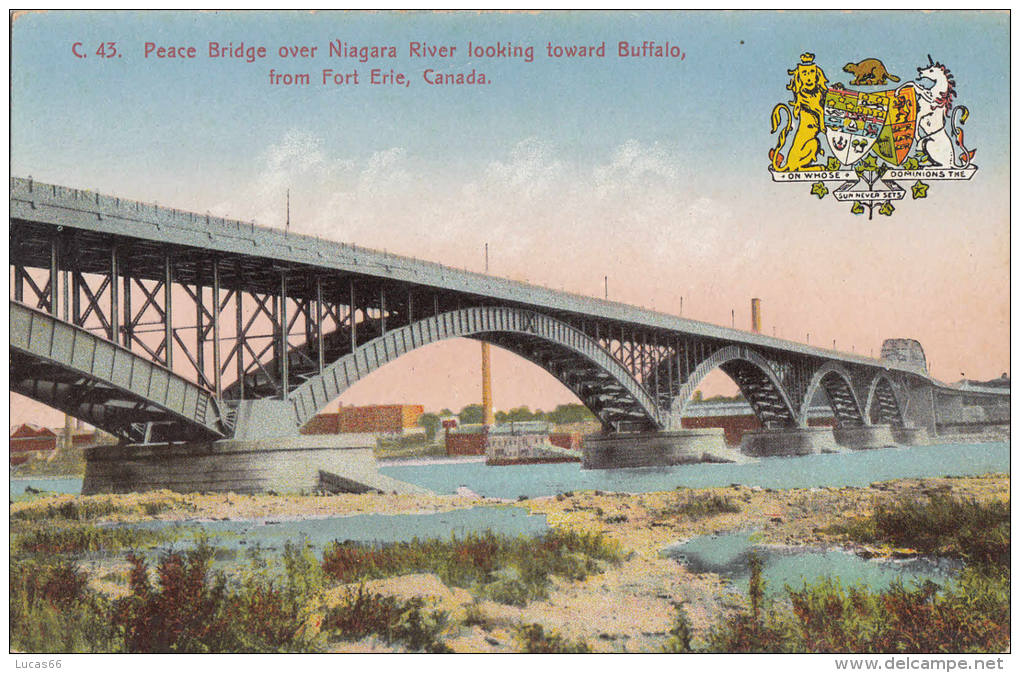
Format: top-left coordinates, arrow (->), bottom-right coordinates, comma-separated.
11,217 -> 912,443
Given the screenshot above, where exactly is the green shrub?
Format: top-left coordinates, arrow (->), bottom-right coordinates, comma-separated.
662,604 -> 693,653
691,550 -> 1010,653
482,570 -> 545,607
515,623 -> 590,653
12,522 -> 171,555
111,542 -> 316,653
10,558 -> 120,653
655,492 -> 741,520
321,585 -> 451,653
321,528 -> 623,606
830,495 -> 1009,567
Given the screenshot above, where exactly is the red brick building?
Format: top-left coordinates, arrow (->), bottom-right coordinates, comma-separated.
301,404 -> 425,435
10,424 -> 57,465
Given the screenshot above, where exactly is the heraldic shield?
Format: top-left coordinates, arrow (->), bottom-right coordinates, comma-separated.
824,87 -> 889,165
873,86 -> 918,166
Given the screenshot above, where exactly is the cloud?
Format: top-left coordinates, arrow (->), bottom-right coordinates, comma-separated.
593,139 -> 684,194
213,133 -> 751,281
478,137 -> 565,200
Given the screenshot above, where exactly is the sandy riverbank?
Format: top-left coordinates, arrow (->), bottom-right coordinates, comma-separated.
11,473 -> 1009,652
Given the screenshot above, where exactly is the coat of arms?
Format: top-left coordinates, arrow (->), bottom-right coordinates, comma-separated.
769,53 -> 976,218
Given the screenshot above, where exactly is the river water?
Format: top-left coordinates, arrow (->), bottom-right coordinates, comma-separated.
380,441 -> 1009,499
662,532 -> 963,595
11,441 -> 1005,592
10,441 -> 1009,501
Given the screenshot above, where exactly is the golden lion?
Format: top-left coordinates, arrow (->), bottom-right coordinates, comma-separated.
770,53 -> 828,172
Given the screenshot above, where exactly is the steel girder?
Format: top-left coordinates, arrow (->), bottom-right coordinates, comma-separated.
10,300 -> 227,442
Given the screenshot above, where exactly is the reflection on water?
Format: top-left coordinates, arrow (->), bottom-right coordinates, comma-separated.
662,531 -> 962,595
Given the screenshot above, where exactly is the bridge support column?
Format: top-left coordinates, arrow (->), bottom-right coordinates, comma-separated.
81,398 -> 431,496
582,429 -> 747,469
832,424 -> 898,450
82,435 -> 430,496
740,427 -> 839,456
890,426 -> 929,446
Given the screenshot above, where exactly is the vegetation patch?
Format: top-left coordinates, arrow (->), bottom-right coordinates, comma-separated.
12,522 -> 175,555
654,491 -> 741,521
675,494 -> 1011,653
111,541 -> 320,653
12,492 -> 196,522
514,623 -> 591,653
321,585 -> 452,652
689,565 -> 1009,654
10,558 -> 121,653
321,528 -> 623,606
827,494 -> 1009,567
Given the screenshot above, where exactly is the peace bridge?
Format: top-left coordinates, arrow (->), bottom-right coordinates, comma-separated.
9,177 -> 1008,493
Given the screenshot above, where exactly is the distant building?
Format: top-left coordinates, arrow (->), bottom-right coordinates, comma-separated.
301,404 -> 425,436
10,424 -> 58,465
10,423 -> 112,465
446,421 -> 581,464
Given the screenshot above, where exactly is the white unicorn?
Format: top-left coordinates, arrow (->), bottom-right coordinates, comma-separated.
907,55 -> 975,168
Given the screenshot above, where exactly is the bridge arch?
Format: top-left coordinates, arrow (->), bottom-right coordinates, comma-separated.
10,300 -> 228,443
864,373 -> 906,427
798,362 -> 866,427
286,306 -> 663,432
669,345 -> 799,430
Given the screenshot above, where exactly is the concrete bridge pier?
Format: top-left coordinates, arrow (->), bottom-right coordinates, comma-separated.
890,426 -> 930,446
739,427 -> 840,456
82,400 -> 431,496
832,424 -> 898,450
582,428 -> 748,469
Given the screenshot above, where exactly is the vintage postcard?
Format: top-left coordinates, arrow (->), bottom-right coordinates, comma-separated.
8,10 -> 1010,662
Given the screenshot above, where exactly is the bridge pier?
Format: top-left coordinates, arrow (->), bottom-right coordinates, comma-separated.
832,424 -> 898,450
581,428 -> 747,469
81,435 -> 430,496
890,426 -> 929,446
740,427 -> 840,456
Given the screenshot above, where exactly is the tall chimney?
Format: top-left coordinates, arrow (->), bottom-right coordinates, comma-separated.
751,298 -> 762,334
481,244 -> 495,426
481,342 -> 495,425
63,413 -> 73,450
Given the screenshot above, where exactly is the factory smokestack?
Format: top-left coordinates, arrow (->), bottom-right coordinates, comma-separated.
481,243 -> 495,426
751,298 -> 762,334
481,342 -> 494,425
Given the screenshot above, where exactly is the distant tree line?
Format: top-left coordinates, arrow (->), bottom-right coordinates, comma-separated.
416,404 -> 597,440
416,394 -> 745,440
689,391 -> 745,404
